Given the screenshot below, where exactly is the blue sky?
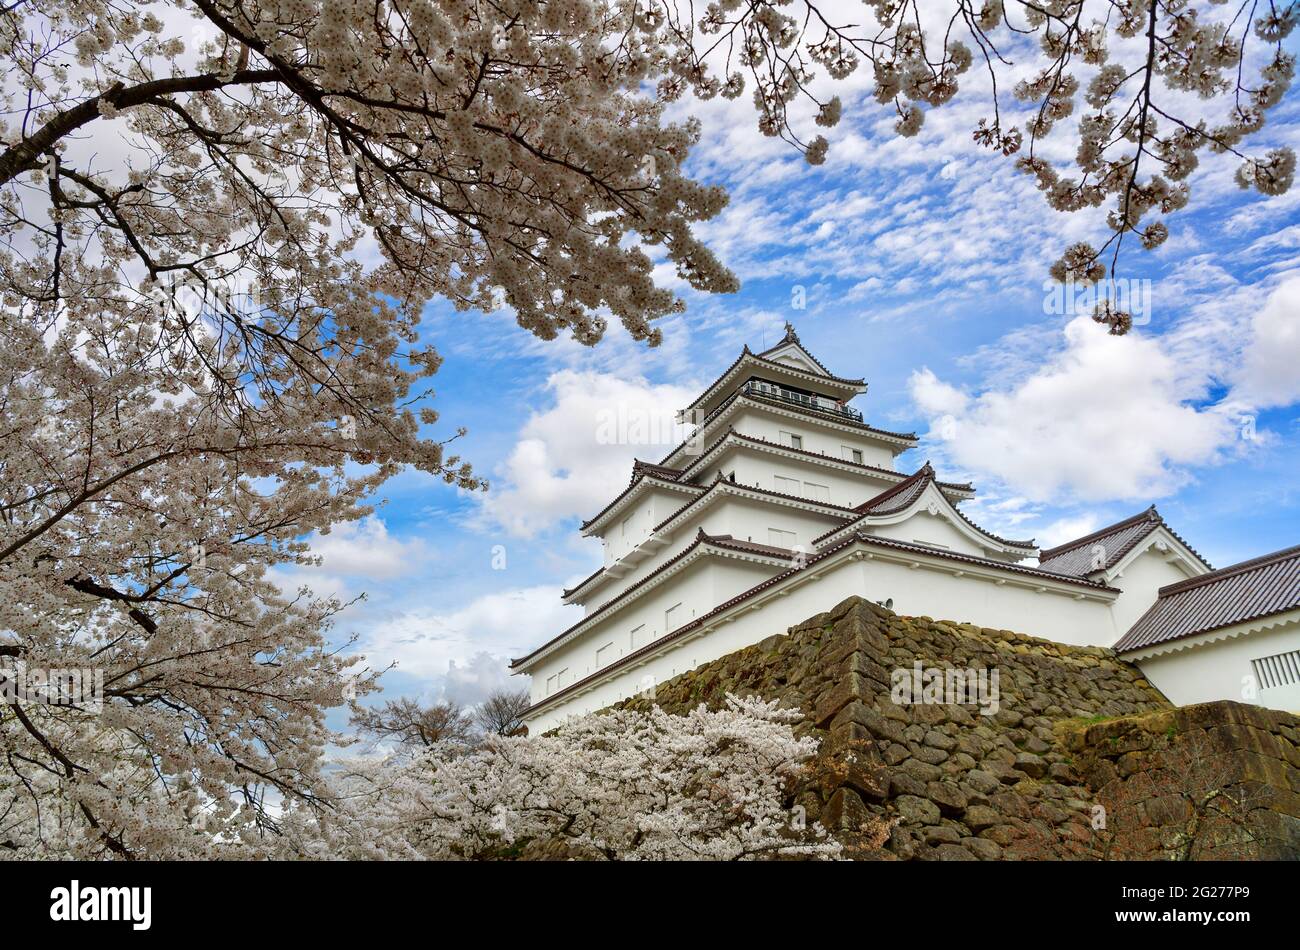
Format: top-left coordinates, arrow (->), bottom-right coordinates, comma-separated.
276,41 -> 1300,718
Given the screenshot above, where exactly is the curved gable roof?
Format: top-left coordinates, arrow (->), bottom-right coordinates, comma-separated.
1115,544 -> 1300,653
676,328 -> 867,424
1037,506 -> 1211,579
813,464 -> 1036,551
755,324 -> 839,378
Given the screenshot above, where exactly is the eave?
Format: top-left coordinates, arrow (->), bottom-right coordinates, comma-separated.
660,391 -> 917,469
1116,607 -> 1300,661
512,532 -> 794,671
653,474 -> 857,536
579,473 -> 704,538
677,428 -> 975,501
677,348 -> 867,426
566,476 -> 856,605
521,532 -> 1116,719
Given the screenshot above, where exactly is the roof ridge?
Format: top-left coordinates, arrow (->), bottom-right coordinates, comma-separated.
754,322 -> 838,378
1038,506 -> 1160,560
1156,543 -> 1300,597
631,458 -> 682,478
853,464 -> 931,514
817,465 -> 1035,549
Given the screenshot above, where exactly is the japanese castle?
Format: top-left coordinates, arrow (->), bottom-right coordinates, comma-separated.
513,326 -> 1300,730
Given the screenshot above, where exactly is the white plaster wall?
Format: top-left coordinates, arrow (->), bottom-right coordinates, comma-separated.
868,510 -> 991,559
1105,546 -> 1201,644
1132,618 -> 1300,712
529,556 -> 780,704
849,553 -> 1117,645
698,445 -> 899,508
712,493 -> 843,549
585,504 -> 732,610
599,486 -> 695,565
722,407 -> 899,469
525,550 -> 1119,730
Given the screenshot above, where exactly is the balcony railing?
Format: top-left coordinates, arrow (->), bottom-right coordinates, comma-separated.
740,380 -> 863,422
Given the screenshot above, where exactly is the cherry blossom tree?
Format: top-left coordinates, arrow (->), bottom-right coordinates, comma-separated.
0,298 -> 408,858
279,695 -> 841,861
1,0 -> 737,349
0,0 -> 735,858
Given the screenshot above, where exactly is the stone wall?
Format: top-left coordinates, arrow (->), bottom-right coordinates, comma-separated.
1065,702 -> 1300,860
618,595 -> 1300,860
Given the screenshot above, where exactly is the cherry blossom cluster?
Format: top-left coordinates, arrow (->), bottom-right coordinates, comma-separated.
278,694 -> 841,861
636,0 -> 1298,328
1,0 -> 739,356
0,298 -> 403,856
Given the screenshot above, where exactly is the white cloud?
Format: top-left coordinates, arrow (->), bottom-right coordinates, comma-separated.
910,317 -> 1237,502
1035,515 -> 1103,551
355,585 -> 578,705
1232,277 -> 1300,409
478,370 -> 697,537
910,368 -> 969,416
305,517 -> 428,579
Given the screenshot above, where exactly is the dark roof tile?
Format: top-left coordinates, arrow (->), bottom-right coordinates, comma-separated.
1114,544 -> 1300,653
1038,506 -> 1210,578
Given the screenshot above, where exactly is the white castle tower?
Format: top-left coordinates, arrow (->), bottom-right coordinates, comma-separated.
512,326 -> 1223,730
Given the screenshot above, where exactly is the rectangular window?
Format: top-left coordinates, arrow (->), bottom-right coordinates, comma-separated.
769,528 -> 797,548
774,474 -> 801,495
803,481 -> 830,502
630,624 -> 645,650
546,674 -> 557,695
664,602 -> 682,632
841,446 -> 864,464
779,430 -> 802,450
596,641 -> 615,668
1253,649 -> 1300,689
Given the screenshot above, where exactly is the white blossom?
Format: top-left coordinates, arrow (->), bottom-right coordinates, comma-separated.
278,695 -> 842,861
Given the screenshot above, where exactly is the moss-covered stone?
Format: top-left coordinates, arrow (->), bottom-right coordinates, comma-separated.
613,595 -> 1300,861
